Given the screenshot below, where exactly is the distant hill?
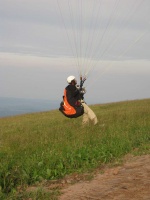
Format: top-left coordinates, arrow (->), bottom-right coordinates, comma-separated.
0,97 -> 59,117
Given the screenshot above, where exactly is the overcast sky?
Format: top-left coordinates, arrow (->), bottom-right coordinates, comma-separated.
0,0 -> 150,105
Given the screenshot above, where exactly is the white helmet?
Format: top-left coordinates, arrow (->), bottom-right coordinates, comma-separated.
67,75 -> 76,84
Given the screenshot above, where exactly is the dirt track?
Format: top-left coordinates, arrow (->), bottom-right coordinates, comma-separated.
59,155 -> 150,200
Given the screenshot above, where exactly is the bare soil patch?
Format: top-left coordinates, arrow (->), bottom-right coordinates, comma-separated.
59,154 -> 150,200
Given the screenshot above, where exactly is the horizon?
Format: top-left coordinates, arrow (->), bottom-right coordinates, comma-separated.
0,96 -> 149,118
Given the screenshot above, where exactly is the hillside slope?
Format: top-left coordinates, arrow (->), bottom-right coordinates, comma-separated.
0,99 -> 150,199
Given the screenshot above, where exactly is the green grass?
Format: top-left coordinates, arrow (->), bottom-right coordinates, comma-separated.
0,99 -> 150,199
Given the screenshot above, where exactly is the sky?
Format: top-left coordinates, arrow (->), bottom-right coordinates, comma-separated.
0,0 -> 150,105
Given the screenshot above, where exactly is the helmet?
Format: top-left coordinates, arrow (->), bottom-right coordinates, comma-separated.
67,75 -> 76,84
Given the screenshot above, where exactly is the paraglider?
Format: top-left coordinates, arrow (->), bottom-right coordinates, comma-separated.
59,75 -> 98,125
57,0 -> 149,122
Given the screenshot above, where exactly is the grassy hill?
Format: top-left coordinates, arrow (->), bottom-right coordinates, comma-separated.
0,99 -> 150,199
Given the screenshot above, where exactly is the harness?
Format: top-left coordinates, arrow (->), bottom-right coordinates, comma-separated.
62,89 -> 76,116
59,89 -> 84,118
59,77 -> 86,118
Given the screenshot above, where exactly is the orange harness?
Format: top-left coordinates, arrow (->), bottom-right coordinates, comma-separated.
62,89 -> 76,116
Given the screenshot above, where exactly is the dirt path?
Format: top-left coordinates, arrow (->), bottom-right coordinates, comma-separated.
59,155 -> 150,200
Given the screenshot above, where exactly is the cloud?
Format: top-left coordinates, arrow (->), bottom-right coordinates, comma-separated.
1,0 -> 150,60
0,0 -> 149,102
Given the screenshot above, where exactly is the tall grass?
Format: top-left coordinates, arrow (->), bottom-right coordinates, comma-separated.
0,99 -> 150,199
